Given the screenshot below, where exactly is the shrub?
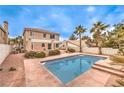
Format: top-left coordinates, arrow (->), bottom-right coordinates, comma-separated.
110,55 -> 124,64
0,68 -> 3,71
16,48 -> 21,52
68,48 -> 75,53
24,51 -> 46,58
118,47 -> 124,56
9,67 -> 16,71
34,52 -> 46,58
116,79 -> 124,87
49,50 -> 60,56
21,49 -> 27,53
24,51 -> 36,58
113,79 -> 124,87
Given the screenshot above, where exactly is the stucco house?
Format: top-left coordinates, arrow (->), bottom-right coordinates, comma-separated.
23,28 -> 60,51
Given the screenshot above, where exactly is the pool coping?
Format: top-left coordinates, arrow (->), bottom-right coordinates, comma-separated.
41,64 -> 64,86
41,53 -> 109,85
40,53 -> 109,63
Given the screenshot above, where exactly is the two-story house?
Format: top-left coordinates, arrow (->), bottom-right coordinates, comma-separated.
0,21 -> 8,44
23,28 -> 60,51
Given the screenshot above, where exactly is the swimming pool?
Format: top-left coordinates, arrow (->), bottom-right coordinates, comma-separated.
44,55 -> 106,84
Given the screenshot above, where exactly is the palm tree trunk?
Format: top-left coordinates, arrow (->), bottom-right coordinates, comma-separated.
79,33 -> 82,52
98,46 -> 102,55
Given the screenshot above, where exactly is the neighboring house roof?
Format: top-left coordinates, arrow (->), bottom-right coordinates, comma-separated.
68,40 -> 88,47
59,40 -> 88,49
23,28 -> 60,35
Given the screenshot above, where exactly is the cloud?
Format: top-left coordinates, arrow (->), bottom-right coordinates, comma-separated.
60,37 -> 68,41
87,6 -> 95,12
34,16 -> 47,24
48,8 -> 74,34
91,17 -> 99,23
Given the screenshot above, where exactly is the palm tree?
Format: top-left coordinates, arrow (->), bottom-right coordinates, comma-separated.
90,21 -> 109,54
74,25 -> 86,52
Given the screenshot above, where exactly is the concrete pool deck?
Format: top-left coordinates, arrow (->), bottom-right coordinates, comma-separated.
0,53 -> 25,87
24,53 -> 123,87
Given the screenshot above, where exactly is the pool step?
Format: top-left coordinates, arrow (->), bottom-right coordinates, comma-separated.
94,63 -> 124,73
92,65 -> 124,77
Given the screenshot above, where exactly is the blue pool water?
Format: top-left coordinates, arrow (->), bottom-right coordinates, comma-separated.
44,55 -> 106,84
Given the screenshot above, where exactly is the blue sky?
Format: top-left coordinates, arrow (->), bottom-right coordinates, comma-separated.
0,5 -> 124,40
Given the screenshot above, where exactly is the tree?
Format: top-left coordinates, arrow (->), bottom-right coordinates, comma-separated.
113,23 -> 124,55
103,31 -> 119,48
74,25 -> 86,52
90,21 -> 109,54
9,36 -> 23,48
69,34 -> 77,40
16,36 -> 23,48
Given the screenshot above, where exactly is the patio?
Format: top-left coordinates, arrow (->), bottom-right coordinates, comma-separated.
0,53 -> 123,87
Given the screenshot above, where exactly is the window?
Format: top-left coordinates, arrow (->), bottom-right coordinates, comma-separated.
30,32 -> 34,38
56,43 -> 59,48
50,34 -> 55,39
48,43 -> 51,49
43,34 -> 46,38
30,32 -> 33,36
42,43 -> 45,47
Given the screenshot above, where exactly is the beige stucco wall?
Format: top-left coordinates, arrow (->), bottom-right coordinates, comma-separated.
101,48 -> 118,55
60,40 -> 118,55
0,44 -> 12,64
83,47 -> 118,55
83,47 -> 99,54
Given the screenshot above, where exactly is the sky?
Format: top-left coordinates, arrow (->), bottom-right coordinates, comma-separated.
0,5 -> 124,40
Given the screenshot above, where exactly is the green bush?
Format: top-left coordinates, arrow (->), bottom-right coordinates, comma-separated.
16,48 -> 21,52
68,48 -> 75,53
9,67 -> 16,71
24,51 -> 36,58
49,50 -> 60,56
24,51 -> 46,58
34,52 -> 46,58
